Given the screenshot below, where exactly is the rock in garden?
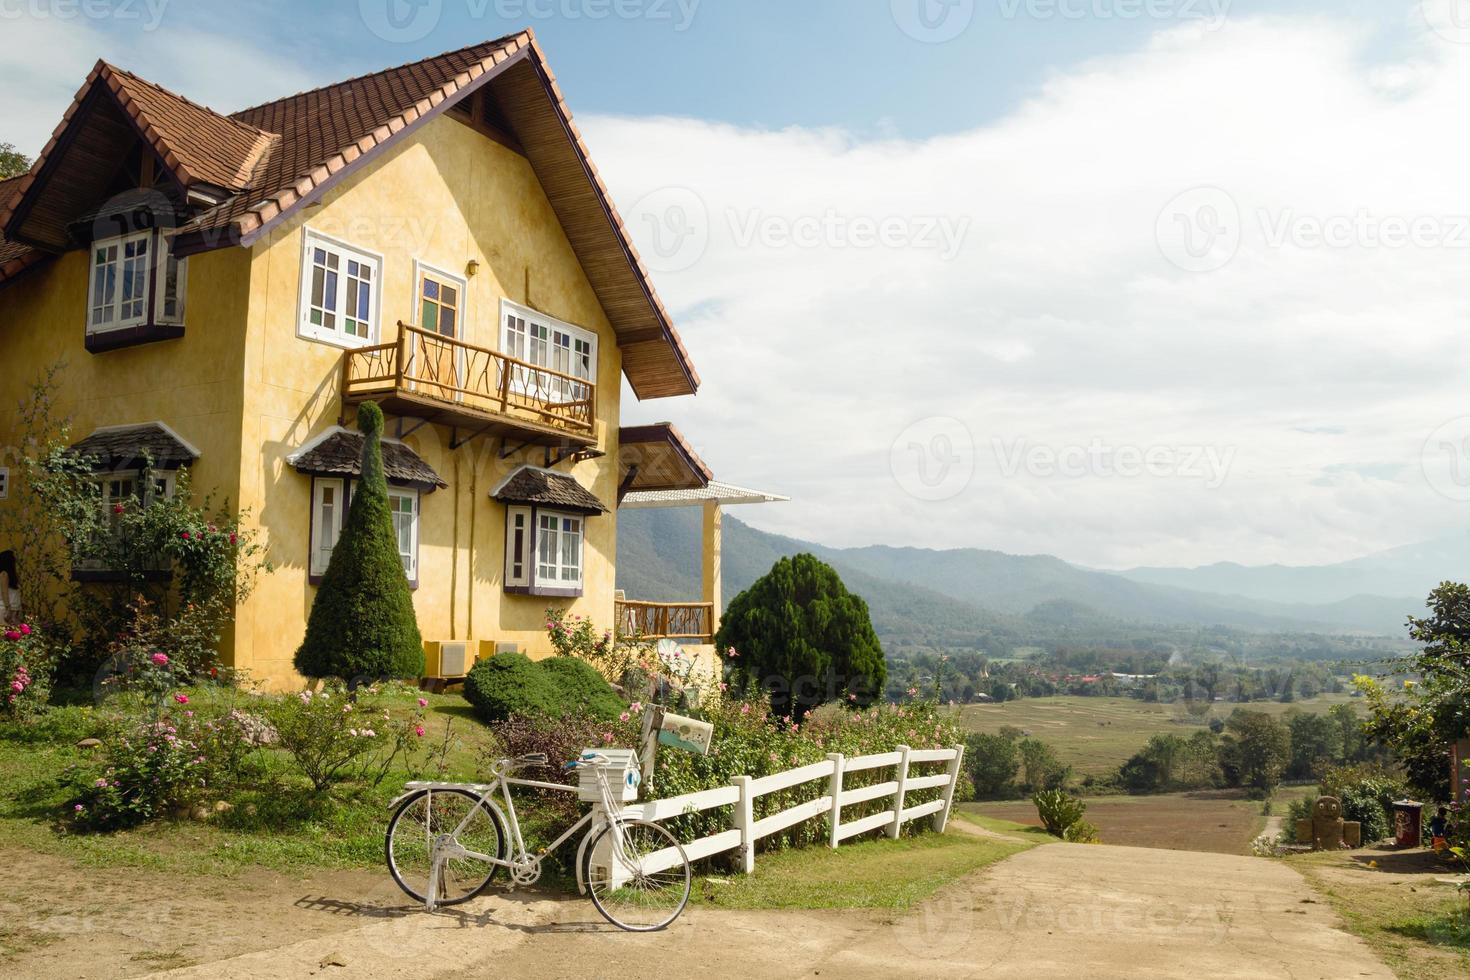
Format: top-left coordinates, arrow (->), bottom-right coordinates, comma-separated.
75,738 -> 101,749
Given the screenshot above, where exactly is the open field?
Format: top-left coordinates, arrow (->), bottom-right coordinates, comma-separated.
1292,844 -> 1470,980
960,787 -> 1315,856
956,694 -> 1360,777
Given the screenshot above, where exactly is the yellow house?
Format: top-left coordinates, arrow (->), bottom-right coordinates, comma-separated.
0,31 -> 780,688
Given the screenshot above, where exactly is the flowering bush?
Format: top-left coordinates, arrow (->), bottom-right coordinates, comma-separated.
0,622 -> 49,718
546,607 -> 658,691
260,683 -> 425,793
72,711 -> 212,830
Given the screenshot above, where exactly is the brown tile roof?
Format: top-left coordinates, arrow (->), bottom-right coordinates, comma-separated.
0,176 -> 47,286
1,30 -> 698,397
492,465 -> 608,514
103,65 -> 276,192
289,429 -> 447,491
618,422 -> 714,492
68,422 -> 201,470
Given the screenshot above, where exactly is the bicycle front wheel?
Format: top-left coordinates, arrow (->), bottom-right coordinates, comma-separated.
386,788 -> 505,906
583,818 -> 691,931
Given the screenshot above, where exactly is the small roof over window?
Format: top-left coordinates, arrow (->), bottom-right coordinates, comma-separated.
68,421 -> 200,471
491,465 -> 608,515
288,427 -> 447,492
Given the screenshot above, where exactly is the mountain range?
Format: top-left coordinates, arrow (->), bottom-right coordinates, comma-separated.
615,509 -> 1465,646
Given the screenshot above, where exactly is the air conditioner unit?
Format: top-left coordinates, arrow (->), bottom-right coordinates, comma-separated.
423,641 -> 470,678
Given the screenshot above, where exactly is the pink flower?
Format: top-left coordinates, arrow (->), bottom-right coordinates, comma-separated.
619,712 -> 630,722
151,652 -> 168,666
602,732 -> 614,744
414,725 -> 426,737
18,624 -> 30,636
740,704 -> 751,715
417,698 -> 428,707
174,694 -> 189,704
94,778 -> 108,788
726,647 -> 739,659
74,804 -> 84,813
630,701 -> 643,713
3,631 -> 19,642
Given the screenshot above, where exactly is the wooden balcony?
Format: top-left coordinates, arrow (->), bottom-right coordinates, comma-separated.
342,321 -> 596,446
615,599 -> 714,643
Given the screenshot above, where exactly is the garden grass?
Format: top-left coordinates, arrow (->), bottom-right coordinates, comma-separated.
1290,848 -> 1470,980
956,694 -> 1359,777
690,826 -> 1033,911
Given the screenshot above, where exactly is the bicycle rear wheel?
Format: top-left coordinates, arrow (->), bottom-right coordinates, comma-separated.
583,819 -> 691,931
386,788 -> 505,906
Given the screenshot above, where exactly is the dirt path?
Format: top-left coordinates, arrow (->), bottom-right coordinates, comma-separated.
2,841 -> 1395,980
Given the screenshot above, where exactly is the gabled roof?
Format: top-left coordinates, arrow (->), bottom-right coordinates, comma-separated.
492,465 -> 608,514
68,421 -> 201,471
0,30 -> 698,399
287,426 -> 448,492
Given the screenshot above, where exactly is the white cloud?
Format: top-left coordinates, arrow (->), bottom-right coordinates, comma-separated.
588,16 -> 1470,569
0,12 -> 321,157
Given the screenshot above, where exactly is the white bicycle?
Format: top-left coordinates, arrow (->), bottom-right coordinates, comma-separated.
384,751 -> 692,931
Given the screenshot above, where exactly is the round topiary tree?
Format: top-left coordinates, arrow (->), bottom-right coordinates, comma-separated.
715,553 -> 886,718
463,652 -> 624,723
294,402 -> 424,681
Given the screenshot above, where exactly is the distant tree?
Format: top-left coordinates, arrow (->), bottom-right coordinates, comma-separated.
1219,710 -> 1292,796
294,402 -> 423,681
1284,709 -> 1340,779
0,143 -> 28,179
965,732 -> 1021,799
717,553 -> 886,717
1017,737 -> 1071,794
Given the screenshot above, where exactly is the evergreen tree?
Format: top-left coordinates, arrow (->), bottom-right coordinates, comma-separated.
295,403 -> 423,680
715,553 -> 886,717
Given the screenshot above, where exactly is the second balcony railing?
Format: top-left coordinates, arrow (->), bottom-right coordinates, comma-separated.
343,321 -> 595,438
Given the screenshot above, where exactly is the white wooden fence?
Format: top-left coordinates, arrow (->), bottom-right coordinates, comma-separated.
618,743 -> 966,875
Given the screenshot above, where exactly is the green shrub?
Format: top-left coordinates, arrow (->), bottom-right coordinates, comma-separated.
965,731 -> 1020,799
295,402 -> 423,681
464,653 -> 623,723
716,553 -> 886,717
1319,763 -> 1407,844
464,653 -> 559,722
72,713 -> 211,830
260,683 -> 421,793
1033,788 -> 1091,839
537,656 -> 625,720
1062,819 -> 1101,843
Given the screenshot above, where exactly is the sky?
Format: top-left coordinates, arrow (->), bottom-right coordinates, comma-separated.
5,0 -> 1470,570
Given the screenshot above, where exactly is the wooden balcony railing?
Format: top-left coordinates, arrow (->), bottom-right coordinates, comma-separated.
615,600 -> 715,643
342,321 -> 595,440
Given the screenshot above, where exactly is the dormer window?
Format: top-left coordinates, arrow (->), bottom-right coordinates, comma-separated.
84,228 -> 187,352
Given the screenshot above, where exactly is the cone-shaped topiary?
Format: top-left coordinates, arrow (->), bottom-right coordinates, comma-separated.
295,402 -> 424,681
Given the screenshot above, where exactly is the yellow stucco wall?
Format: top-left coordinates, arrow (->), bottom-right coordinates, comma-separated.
235,114 -> 624,687
0,245 -> 252,554
0,113 -> 638,690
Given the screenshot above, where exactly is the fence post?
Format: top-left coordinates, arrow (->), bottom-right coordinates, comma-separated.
888,745 -> 911,839
732,775 -> 755,874
826,752 -> 845,849
933,743 -> 966,833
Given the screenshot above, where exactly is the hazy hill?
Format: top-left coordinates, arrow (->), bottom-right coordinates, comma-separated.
615,509 -> 1418,638
1118,532 -> 1470,606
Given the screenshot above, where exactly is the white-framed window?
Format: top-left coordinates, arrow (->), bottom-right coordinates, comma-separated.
86,230 -> 187,333
388,489 -> 419,580
500,300 -> 596,403
309,478 -> 419,581
309,478 -> 347,578
298,229 -> 381,348
76,470 -> 176,571
504,506 -> 585,594
0,467 -> 8,500
505,506 -> 530,588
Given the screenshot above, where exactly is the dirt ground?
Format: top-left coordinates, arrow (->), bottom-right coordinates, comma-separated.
0,836 -> 1394,979
964,789 -> 1271,854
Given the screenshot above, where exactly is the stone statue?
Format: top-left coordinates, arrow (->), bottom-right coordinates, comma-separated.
1295,795 -> 1362,850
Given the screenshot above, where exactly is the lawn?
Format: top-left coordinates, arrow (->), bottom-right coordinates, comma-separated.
959,787 -> 1312,855
956,694 -> 1360,777
1290,846 -> 1470,980
691,825 -> 1033,910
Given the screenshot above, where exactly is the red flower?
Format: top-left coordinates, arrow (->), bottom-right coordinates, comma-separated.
113,503 -> 124,514
228,533 -> 237,545
181,531 -> 191,540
